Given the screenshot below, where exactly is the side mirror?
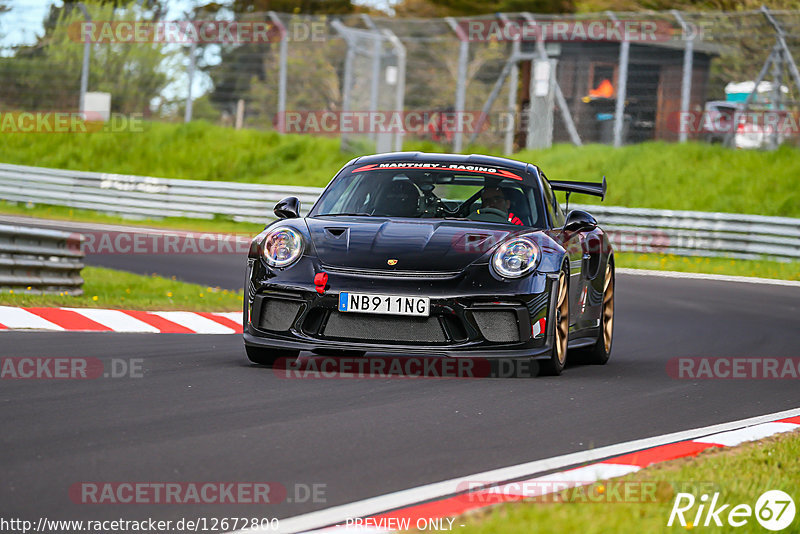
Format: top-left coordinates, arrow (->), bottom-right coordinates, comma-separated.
274,197 -> 300,219
564,209 -> 597,232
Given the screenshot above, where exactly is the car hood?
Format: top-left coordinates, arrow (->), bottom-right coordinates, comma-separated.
305,217 -> 515,272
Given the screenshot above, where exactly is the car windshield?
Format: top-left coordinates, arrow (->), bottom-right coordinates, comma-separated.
310,166 -> 544,228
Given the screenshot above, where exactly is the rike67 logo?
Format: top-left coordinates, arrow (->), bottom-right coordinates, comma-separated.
668,490 -> 796,531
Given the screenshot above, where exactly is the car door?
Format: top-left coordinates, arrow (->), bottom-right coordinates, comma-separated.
542,178 -> 585,327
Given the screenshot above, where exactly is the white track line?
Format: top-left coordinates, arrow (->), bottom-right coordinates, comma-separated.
0,306 -> 64,330
693,422 -> 799,447
617,268 -> 800,287
234,407 -> 800,534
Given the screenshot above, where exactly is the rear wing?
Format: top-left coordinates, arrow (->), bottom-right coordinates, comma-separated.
548,177 -> 607,201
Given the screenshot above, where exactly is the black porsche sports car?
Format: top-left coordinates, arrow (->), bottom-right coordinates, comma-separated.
243,152 -> 614,375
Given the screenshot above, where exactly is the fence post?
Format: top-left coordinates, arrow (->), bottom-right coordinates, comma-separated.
268,12 -> 288,133
607,11 -> 629,147
499,14 -> 519,155
521,13 -> 582,147
361,14 -> 382,142
184,40 -> 196,123
331,20 -> 355,150
770,46 -> 783,150
672,11 -> 694,143
382,28 -> 406,152
446,17 -> 469,153
235,99 -> 245,130
76,3 -> 91,115
527,58 -> 557,150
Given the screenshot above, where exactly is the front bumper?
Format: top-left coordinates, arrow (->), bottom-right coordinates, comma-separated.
243,257 -> 559,359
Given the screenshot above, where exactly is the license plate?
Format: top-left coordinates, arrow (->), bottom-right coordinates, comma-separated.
338,292 -> 430,317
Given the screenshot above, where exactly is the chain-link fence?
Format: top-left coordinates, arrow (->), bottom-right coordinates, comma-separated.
1,5 -> 799,153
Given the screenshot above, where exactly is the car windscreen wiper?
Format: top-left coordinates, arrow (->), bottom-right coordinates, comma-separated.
318,212 -> 373,217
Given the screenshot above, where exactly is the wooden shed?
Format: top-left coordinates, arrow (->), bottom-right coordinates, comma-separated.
515,39 -> 718,145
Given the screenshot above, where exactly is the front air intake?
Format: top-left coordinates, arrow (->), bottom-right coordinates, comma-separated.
322,313 -> 447,343
257,298 -> 303,331
472,310 -> 520,343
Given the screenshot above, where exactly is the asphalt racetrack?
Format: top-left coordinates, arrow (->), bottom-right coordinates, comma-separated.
1,216 -> 799,530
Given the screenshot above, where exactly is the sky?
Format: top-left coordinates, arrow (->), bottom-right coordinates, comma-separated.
0,0 -> 392,48
1,0 -> 56,47
0,0 -> 213,47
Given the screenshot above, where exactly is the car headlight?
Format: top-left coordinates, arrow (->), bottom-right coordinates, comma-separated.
263,227 -> 304,268
491,237 -> 539,278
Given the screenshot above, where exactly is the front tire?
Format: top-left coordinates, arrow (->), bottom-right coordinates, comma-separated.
541,269 -> 569,376
245,345 -> 299,367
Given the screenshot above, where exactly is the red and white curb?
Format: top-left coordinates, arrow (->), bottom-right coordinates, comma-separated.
236,407 -> 800,534
0,306 -> 242,334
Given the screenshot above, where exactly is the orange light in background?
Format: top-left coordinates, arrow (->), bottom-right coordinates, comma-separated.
589,79 -> 615,98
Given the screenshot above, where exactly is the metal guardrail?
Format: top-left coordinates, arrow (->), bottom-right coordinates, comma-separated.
574,204 -> 800,261
0,224 -> 84,294
0,163 -> 320,224
1,162 -> 798,261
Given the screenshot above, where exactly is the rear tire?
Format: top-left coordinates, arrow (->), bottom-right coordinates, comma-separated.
579,259 -> 614,365
540,269 -> 569,376
245,345 -> 299,367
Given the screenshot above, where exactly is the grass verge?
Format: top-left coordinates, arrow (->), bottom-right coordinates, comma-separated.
0,266 -> 243,312
0,121 -> 798,217
518,141 -> 800,218
0,121 -> 353,187
458,429 -> 800,534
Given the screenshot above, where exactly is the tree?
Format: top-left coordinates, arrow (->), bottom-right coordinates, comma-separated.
394,0 -> 576,17
228,0 -> 356,15
392,0 -> 800,15
0,1 -> 177,114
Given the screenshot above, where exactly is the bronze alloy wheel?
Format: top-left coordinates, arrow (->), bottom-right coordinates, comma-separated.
602,262 -> 615,353
555,271 -> 569,366
541,269 -> 570,376
578,259 -> 614,366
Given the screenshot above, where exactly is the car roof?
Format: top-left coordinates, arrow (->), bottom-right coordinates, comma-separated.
344,152 -> 541,185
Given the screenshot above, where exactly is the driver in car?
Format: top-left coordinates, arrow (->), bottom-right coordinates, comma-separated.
469,187 -> 523,225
